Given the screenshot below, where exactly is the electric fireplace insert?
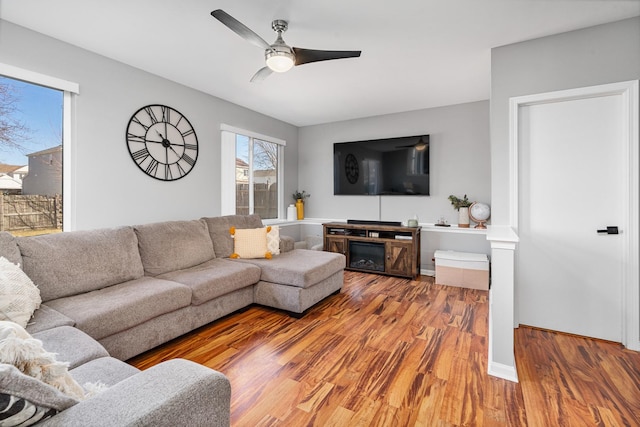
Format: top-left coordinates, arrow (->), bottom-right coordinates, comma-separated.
349,240 -> 385,272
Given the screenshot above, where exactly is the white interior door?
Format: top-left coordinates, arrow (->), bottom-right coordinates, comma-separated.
517,92 -> 626,342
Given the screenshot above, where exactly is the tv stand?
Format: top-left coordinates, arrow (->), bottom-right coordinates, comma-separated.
323,222 -> 421,279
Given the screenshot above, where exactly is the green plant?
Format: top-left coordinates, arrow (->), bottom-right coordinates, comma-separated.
448,194 -> 471,210
292,190 -> 310,202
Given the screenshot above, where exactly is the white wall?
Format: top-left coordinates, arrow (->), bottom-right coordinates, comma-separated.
0,20 -> 299,230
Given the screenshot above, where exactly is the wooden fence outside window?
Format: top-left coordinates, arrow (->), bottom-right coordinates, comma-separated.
0,194 -> 62,232
236,183 -> 278,219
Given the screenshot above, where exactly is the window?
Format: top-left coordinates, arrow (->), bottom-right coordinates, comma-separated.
221,125 -> 285,220
0,63 -> 79,234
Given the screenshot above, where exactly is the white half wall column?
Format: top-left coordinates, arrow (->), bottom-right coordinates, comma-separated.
487,225 -> 519,382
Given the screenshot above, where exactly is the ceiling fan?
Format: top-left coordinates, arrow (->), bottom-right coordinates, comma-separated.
211,9 -> 362,82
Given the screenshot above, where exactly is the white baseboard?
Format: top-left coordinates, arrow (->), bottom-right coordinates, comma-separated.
488,362 -> 519,382
626,339 -> 640,352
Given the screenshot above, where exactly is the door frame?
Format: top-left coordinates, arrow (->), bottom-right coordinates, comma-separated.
508,80 -> 639,351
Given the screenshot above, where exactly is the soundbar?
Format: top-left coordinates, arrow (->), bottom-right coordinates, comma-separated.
347,219 -> 402,227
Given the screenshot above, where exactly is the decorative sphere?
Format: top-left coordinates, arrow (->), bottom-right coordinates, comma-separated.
469,202 -> 491,223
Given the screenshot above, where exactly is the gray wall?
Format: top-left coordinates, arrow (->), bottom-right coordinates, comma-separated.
490,17 -> 640,225
298,100 -> 490,225
490,17 -> 640,364
0,20 -> 299,230
298,100 -> 491,269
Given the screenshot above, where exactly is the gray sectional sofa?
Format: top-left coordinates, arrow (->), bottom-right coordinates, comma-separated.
0,214 -> 345,426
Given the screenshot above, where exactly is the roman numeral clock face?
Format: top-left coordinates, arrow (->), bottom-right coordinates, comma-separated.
126,104 -> 198,181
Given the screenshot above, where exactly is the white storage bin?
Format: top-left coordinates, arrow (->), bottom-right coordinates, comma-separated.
434,250 -> 489,290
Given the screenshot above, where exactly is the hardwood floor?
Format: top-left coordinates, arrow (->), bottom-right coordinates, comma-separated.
128,272 -> 640,426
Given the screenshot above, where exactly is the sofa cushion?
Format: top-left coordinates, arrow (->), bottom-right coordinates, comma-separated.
134,219 -> 215,276
44,277 -> 192,341
69,357 -> 139,389
0,364 -> 79,426
0,256 -> 41,328
236,249 -> 346,289
25,305 -> 75,335
17,227 -> 144,302
158,258 -> 261,306
0,232 -> 21,266
279,235 -> 295,253
33,326 -> 109,370
202,214 -> 263,258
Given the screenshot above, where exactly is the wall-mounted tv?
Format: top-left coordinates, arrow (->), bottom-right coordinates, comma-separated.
334,134 -> 430,196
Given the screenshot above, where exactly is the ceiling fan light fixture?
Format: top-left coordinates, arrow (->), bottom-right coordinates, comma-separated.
211,11 -> 362,82
265,49 -> 295,72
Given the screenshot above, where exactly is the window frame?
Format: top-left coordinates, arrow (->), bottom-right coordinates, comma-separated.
0,63 -> 79,231
220,124 -> 285,219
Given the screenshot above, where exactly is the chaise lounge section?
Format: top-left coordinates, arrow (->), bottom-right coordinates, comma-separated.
202,215 -> 346,316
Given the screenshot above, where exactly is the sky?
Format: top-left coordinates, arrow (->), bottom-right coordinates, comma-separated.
0,76 -> 63,166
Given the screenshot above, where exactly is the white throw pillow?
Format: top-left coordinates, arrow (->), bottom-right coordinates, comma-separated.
0,320 -> 86,402
0,256 -> 42,328
267,225 -> 280,255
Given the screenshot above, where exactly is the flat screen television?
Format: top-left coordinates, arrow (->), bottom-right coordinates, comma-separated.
334,134 -> 429,196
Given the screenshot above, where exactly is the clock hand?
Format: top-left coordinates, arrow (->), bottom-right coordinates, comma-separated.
156,130 -> 172,148
141,130 -> 161,144
168,145 -> 180,157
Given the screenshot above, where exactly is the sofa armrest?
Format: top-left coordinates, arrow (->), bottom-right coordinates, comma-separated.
40,359 -> 230,427
279,235 -> 295,253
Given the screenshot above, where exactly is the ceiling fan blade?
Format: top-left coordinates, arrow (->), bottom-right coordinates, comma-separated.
250,66 -> 273,83
292,48 -> 361,66
211,9 -> 272,51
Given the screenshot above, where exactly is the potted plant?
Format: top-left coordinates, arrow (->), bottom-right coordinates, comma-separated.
292,190 -> 310,203
292,190 -> 310,220
448,194 -> 472,228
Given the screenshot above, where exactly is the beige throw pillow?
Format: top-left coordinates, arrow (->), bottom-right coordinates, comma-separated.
230,227 -> 272,259
0,257 -> 42,328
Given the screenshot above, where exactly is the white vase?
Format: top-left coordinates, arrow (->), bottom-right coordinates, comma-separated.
287,204 -> 296,221
458,207 -> 470,228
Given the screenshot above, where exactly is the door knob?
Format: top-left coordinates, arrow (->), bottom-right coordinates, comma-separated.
597,226 -> 619,235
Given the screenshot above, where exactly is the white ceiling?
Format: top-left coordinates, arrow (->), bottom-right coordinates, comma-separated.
1,0 -> 638,126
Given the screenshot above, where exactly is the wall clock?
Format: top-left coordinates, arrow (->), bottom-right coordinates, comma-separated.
345,153 -> 359,184
126,104 -> 198,181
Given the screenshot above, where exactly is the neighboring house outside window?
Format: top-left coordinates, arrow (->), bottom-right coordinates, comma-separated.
22,145 -> 62,196
221,125 -> 285,220
0,164 -> 26,195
